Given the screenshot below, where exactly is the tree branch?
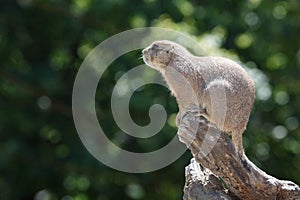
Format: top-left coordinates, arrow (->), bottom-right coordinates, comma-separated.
178,111 -> 300,200
184,158 -> 238,200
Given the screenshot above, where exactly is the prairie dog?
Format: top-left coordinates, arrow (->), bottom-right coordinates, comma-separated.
142,40 -> 255,157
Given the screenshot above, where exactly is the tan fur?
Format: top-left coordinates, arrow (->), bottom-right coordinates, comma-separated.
142,40 -> 255,157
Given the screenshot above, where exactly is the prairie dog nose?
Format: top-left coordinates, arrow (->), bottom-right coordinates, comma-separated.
142,48 -> 146,54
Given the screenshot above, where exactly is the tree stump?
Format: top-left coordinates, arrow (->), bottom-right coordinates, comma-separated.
178,111 -> 300,200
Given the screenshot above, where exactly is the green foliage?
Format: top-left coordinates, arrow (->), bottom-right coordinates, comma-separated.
1,0 -> 300,199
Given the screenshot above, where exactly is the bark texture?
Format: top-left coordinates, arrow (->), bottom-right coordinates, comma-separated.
178,111 -> 300,200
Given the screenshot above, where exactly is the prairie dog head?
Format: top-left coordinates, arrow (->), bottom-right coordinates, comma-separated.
142,40 -> 178,72
142,40 -> 198,108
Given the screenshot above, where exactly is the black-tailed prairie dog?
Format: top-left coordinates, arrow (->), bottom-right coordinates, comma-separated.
142,40 -> 255,157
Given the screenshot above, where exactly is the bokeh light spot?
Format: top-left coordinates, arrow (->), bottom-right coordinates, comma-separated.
77,176 -> 90,191
285,117 -> 299,130
126,183 -> 145,199
272,125 -> 288,140
273,5 -> 287,20
274,91 -> 289,105
34,189 -> 51,200
37,96 -> 52,110
245,12 -> 259,26
235,33 -> 254,49
266,53 -> 287,70
167,113 -> 177,128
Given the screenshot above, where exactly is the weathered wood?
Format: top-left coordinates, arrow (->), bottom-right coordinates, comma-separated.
184,158 -> 236,200
178,111 -> 300,200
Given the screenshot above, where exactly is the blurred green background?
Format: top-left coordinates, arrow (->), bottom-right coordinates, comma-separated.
1,0 -> 300,199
